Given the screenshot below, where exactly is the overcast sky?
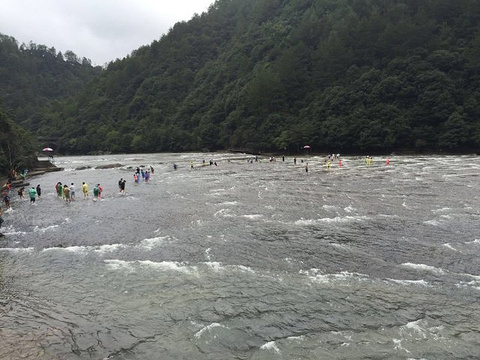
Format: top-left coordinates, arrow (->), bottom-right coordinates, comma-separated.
0,0 -> 214,65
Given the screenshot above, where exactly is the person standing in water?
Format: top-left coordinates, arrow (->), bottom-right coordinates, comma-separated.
56,182 -> 63,198
36,184 -> 42,198
0,207 -> 4,230
70,183 -> 76,200
98,184 -> 103,198
93,184 -> 99,198
3,193 -> 10,209
28,187 -> 37,204
120,179 -> 126,194
82,182 -> 89,198
63,185 -> 71,203
305,163 -> 309,173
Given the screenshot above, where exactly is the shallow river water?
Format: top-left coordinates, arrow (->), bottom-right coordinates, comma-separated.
0,153 -> 479,359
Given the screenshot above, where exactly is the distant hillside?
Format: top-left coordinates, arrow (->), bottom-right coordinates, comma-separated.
0,34 -> 101,131
29,0 -> 480,153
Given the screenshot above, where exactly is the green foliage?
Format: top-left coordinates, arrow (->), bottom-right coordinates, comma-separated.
6,0 -> 480,154
0,34 -> 101,135
0,107 -> 37,175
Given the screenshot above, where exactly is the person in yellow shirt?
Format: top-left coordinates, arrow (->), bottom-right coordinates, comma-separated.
82,182 -> 89,198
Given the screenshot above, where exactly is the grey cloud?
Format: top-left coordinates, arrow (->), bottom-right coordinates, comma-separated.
0,0 -> 213,65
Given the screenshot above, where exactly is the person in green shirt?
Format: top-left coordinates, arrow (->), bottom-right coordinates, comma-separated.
29,187 -> 37,203
93,184 -> 99,198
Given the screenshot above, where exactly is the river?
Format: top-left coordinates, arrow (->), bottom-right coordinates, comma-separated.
0,153 -> 479,359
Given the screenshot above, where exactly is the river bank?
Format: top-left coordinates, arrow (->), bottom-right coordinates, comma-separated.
1,159 -> 62,190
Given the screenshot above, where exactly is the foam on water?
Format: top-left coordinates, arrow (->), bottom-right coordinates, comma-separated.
214,208 -> 235,218
401,320 -> 427,337
330,243 -> 351,251
286,335 -> 305,341
387,279 -> 430,287
209,188 -> 228,196
402,202 -> 411,209
138,236 -> 167,250
465,239 -> 480,245
33,225 -> 59,233
242,214 -> 263,220
59,246 -> 90,253
104,259 -> 135,271
194,323 -> 229,339
260,341 -> 281,353
423,219 -> 440,226
344,205 -> 356,213
138,260 -> 197,275
218,201 -> 238,206
295,215 -> 368,226
432,207 -> 451,214
442,243 -> 457,251
393,339 -> 411,353
455,281 -> 480,291
461,273 -> 480,280
104,259 -> 198,275
42,243 -> 127,254
205,247 -> 212,260
0,247 -> 34,252
322,205 -> 339,212
401,263 -> 446,275
95,243 -> 127,253
1,225 -> 27,236
203,262 -> 256,274
204,261 -> 222,271
41,235 -> 167,254
302,270 -> 370,284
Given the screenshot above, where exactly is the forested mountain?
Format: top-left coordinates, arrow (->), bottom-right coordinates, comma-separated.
20,0 -> 480,153
0,34 -> 101,130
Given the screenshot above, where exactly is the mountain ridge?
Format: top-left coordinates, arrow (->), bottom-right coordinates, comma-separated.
3,0 -> 480,155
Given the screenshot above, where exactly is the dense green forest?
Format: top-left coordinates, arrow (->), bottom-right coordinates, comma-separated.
6,0 -> 480,154
0,107 -> 37,176
0,34 -> 101,174
0,34 -> 101,131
